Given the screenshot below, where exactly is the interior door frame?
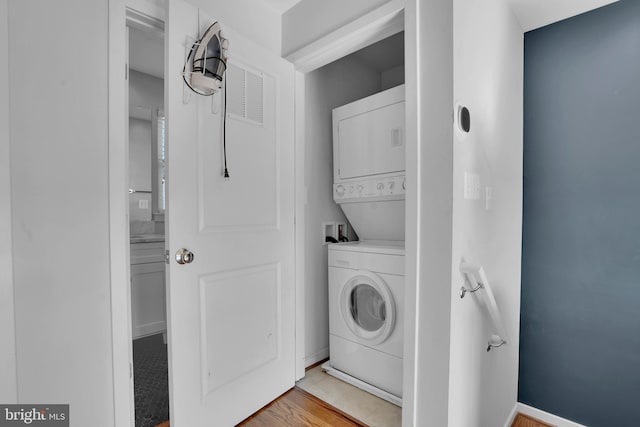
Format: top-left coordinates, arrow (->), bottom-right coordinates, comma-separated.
108,0 -> 133,425
108,1 -> 166,426
284,1 -> 420,425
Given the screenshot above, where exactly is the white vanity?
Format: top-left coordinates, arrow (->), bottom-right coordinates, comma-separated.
130,235 -> 166,339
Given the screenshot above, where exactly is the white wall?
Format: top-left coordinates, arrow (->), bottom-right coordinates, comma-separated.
0,0 -> 17,404
129,69 -> 163,121
129,120 -> 152,191
403,0 -> 454,425
281,0 -> 391,56
381,65 -> 405,90
128,70 -> 162,222
8,1 -> 115,425
448,0 -> 523,425
303,56 -> 381,366
129,119 -> 153,221
189,0 -> 281,55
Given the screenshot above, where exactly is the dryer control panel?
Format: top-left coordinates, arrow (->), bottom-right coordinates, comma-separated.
334,175 -> 406,203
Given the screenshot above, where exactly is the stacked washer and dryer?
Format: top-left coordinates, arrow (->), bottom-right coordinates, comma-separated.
322,84 -> 406,406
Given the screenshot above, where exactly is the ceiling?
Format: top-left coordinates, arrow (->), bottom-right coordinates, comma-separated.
350,31 -> 404,73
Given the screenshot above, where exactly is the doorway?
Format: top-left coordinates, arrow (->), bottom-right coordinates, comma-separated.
127,9 -> 169,427
294,28 -> 406,427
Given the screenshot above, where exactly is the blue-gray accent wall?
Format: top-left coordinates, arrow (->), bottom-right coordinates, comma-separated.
520,1 -> 640,425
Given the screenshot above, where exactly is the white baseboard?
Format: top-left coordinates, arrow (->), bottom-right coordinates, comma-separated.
503,402 -> 519,427
133,321 -> 166,340
516,403 -> 587,427
304,347 -> 329,368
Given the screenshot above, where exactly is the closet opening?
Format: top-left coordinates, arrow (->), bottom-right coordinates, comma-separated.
295,28 -> 406,426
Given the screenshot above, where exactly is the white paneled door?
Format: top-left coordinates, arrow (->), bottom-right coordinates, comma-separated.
165,1 -> 295,425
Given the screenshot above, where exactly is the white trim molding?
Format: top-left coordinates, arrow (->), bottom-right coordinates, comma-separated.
512,403 -> 588,427
109,0 -> 136,422
0,0 -> 18,404
503,403 -> 519,427
294,70 -> 306,382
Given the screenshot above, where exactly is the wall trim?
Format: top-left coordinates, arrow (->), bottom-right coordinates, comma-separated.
502,403 -> 518,427
0,0 -> 18,404
285,0 -> 405,73
109,0 -> 134,425
133,322 -> 167,340
516,403 -> 587,427
304,348 -> 329,369
294,70 -> 306,382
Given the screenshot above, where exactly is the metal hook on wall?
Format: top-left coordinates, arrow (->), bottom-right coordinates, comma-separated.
486,335 -> 507,352
460,281 -> 483,299
459,259 -> 509,353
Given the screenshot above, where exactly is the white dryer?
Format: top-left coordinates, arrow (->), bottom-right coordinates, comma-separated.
324,241 -> 405,405
332,84 -> 406,242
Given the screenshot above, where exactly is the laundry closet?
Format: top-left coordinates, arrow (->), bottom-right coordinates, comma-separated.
300,30 -> 406,408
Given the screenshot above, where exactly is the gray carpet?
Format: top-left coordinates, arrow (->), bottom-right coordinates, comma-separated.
134,334 -> 169,427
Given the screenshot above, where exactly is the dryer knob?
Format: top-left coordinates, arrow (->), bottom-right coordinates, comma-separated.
336,185 -> 345,197
388,181 -> 395,194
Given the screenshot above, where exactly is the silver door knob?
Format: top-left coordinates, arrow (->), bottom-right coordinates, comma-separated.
175,248 -> 195,265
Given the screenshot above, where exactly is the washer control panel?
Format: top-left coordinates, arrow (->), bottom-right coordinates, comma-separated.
334,175 -> 406,203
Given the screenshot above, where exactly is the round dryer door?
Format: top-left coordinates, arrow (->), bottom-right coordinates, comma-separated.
340,270 -> 396,345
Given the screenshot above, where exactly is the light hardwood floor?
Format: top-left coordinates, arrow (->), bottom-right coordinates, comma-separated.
238,387 -> 366,427
156,395 -> 553,427
512,413 -> 554,427
155,388 -> 365,427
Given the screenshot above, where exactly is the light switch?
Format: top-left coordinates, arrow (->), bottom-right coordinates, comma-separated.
391,128 -> 403,147
464,172 -> 481,200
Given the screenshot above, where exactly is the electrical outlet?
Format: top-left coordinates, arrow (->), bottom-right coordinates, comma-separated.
322,222 -> 336,245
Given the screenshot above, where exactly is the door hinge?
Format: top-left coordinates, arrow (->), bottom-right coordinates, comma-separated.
165,250 -> 170,264
125,63 -> 129,80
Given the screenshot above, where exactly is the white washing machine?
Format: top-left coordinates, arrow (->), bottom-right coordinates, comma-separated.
324,241 -> 405,405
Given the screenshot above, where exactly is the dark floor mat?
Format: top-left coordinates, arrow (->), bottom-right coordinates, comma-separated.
134,334 -> 169,427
